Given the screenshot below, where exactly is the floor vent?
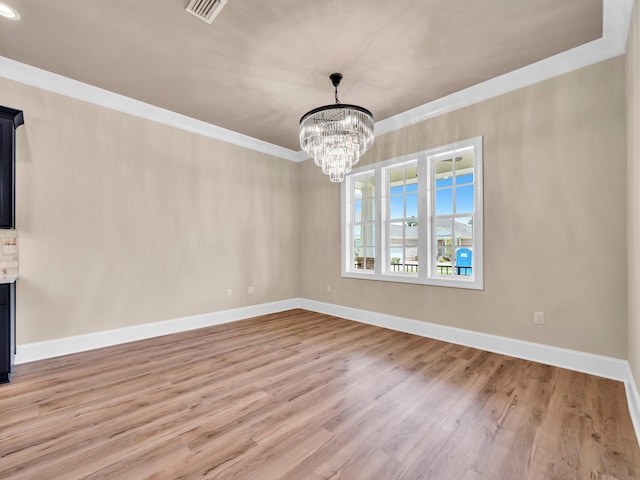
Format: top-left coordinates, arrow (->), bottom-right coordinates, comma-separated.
185,0 -> 228,24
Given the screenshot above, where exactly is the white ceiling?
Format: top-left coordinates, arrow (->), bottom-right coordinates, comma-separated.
0,0 -> 630,155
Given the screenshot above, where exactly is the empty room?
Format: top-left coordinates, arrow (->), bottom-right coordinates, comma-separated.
0,0 -> 640,478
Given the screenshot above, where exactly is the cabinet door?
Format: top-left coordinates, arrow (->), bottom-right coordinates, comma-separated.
0,283 -> 12,383
0,118 -> 15,228
0,106 -> 23,229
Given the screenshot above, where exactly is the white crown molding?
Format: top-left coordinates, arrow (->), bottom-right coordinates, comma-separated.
374,0 -> 633,137
0,0 -> 632,164
0,56 -> 301,162
273,0 -> 634,160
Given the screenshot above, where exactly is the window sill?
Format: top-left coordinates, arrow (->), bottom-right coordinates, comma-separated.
341,271 -> 483,290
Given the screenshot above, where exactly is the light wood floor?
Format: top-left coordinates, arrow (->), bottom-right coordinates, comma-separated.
1,309 -> 639,479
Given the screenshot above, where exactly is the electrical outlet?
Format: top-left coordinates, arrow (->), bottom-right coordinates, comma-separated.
534,312 -> 545,325
248,286 -> 254,295
226,289 -> 232,298
326,284 -> 332,293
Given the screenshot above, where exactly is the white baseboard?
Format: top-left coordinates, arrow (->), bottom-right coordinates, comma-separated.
14,296 -> 640,446
625,364 -> 640,446
14,298 -> 301,364
299,298 -> 640,446
299,299 -> 629,380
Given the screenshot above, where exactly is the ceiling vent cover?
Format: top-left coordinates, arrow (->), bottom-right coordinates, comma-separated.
185,0 -> 228,24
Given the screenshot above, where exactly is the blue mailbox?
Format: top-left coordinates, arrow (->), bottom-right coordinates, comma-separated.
456,248 -> 472,275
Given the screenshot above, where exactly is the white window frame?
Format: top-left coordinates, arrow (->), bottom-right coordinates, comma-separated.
344,169 -> 377,275
341,136 -> 483,290
382,159 -> 420,277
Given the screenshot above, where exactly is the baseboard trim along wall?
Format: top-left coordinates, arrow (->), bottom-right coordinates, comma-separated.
298,298 -> 640,446
14,298 -> 300,365
14,297 -> 640,444
625,364 -> 640,447
299,299 -> 628,381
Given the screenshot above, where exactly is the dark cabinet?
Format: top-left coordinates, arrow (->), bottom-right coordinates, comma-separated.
0,106 -> 24,229
0,105 -> 22,383
0,282 -> 15,383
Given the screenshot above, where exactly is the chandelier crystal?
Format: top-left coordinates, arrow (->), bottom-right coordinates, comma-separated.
299,73 -> 374,182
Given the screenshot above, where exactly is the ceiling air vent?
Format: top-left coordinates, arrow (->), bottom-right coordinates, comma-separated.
185,0 -> 228,24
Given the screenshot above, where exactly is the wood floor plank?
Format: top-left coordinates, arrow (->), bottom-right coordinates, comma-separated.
0,309 -> 638,479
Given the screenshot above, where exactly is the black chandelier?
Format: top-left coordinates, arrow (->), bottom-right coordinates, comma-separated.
299,73 -> 374,182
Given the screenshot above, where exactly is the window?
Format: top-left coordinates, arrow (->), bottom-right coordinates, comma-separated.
342,137 -> 483,289
349,173 -> 376,272
386,161 -> 419,274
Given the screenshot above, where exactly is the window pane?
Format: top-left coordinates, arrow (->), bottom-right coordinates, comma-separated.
389,167 -> 404,187
365,248 -> 375,270
354,247 -> 364,270
363,175 -> 375,195
363,198 -> 375,221
405,245 -> 419,273
390,247 -> 403,272
405,221 -> 418,242
435,188 -> 453,215
436,177 -> 452,188
364,224 -> 375,247
454,217 -> 473,248
355,175 -> 375,199
436,158 -> 454,172
406,165 -> 418,183
354,201 -> 362,222
454,217 -> 473,276
455,185 -> 474,214
406,193 -> 418,218
353,225 -> 362,247
436,160 -> 453,188
354,180 -> 364,200
436,218 -> 453,275
456,173 -> 474,185
390,195 -> 404,219
405,228 -> 418,248
390,222 -> 403,246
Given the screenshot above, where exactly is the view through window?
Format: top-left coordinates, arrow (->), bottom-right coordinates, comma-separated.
342,137 -> 483,289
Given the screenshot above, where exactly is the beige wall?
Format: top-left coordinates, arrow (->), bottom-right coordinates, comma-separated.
0,52 -> 629,360
0,78 -> 299,344
628,0 -> 640,384
300,57 -> 628,358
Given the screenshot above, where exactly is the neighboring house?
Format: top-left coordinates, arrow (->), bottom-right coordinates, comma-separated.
435,218 -> 473,264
